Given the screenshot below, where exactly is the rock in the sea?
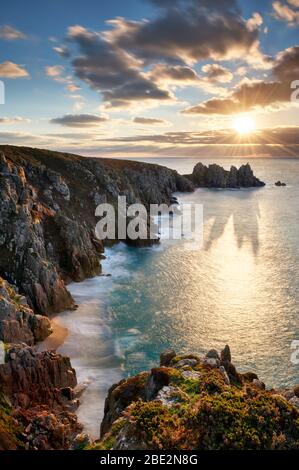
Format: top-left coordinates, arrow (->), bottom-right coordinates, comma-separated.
186,162 -> 265,188
275,181 -> 286,187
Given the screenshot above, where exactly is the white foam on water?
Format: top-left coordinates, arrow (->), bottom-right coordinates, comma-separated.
38,246 -> 133,438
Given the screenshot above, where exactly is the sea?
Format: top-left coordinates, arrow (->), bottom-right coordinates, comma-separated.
40,157 -> 299,437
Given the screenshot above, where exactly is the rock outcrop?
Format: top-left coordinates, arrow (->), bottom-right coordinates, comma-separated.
0,277 -> 51,345
0,146 -> 193,314
0,345 -> 81,450
186,162 -> 265,189
93,346 -> 299,450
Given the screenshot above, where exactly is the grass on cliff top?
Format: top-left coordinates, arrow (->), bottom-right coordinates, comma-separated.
94,365 -> 299,451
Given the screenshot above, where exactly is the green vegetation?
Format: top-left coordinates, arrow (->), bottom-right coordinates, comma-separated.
0,394 -> 24,450
95,363 -> 299,450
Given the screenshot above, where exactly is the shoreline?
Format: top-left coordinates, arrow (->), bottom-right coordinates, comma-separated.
37,318 -> 69,352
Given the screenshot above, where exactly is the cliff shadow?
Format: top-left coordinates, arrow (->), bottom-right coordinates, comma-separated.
204,189 -> 261,256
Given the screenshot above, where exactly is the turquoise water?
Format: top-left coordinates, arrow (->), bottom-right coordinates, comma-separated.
44,157 -> 299,437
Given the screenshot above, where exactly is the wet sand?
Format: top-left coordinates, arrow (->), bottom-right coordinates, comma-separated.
37,319 -> 69,352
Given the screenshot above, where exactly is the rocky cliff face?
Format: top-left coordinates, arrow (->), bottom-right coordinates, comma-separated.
94,347 -> 299,450
0,346 -> 81,450
0,145 -> 193,315
0,279 -> 81,450
186,162 -> 265,189
0,277 -> 51,345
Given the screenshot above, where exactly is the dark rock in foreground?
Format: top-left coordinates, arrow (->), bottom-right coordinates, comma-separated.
92,346 -> 299,450
275,181 -> 287,187
186,162 -> 265,189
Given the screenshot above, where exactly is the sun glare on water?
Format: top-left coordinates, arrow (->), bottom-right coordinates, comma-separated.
233,115 -> 256,135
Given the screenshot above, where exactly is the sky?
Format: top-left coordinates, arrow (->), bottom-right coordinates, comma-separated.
0,0 -> 299,157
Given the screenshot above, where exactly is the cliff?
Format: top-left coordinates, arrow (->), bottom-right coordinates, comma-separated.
0,145 -> 193,315
0,145 -> 267,451
93,346 -> 299,450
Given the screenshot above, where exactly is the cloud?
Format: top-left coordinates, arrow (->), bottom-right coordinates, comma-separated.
0,116 -> 31,124
45,65 -> 65,77
272,45 -> 299,82
133,117 -> 168,125
50,113 -> 108,127
272,1 -> 299,25
53,46 -> 71,58
201,64 -> 233,83
65,83 -> 81,92
92,126 -> 299,157
183,79 -> 291,115
0,61 -> 29,78
45,64 -> 81,95
66,25 -> 172,109
148,64 -> 200,85
105,1 -> 265,66
0,25 -> 27,40
182,44 -> 299,115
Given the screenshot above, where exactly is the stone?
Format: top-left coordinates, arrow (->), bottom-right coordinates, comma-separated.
289,396 -> 299,409
219,366 -> 230,385
187,162 -> 265,189
206,349 -> 220,360
175,358 -> 198,368
252,379 -> 266,390
201,357 -> 219,368
221,345 -> 231,363
242,372 -> 259,382
294,385 -> 299,398
160,349 -> 176,367
71,433 -> 91,450
0,278 -> 52,345
145,368 -> 170,401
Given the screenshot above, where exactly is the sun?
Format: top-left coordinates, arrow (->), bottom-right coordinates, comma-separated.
233,115 -> 256,135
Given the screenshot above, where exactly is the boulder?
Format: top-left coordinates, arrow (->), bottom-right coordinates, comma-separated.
160,349 -> 176,366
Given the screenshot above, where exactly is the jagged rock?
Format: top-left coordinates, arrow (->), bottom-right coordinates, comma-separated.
97,347 -> 299,451
206,349 -> 220,360
242,371 -> 259,382
221,345 -> 231,363
160,349 -> 176,366
0,145 -> 192,314
252,379 -> 266,390
275,181 -> 286,187
175,358 -> 198,368
219,365 -> 230,385
0,278 -> 51,345
71,432 -> 91,450
289,397 -> 299,409
145,368 -> 170,401
0,344 -> 77,405
186,162 -> 265,188
100,372 -> 148,438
